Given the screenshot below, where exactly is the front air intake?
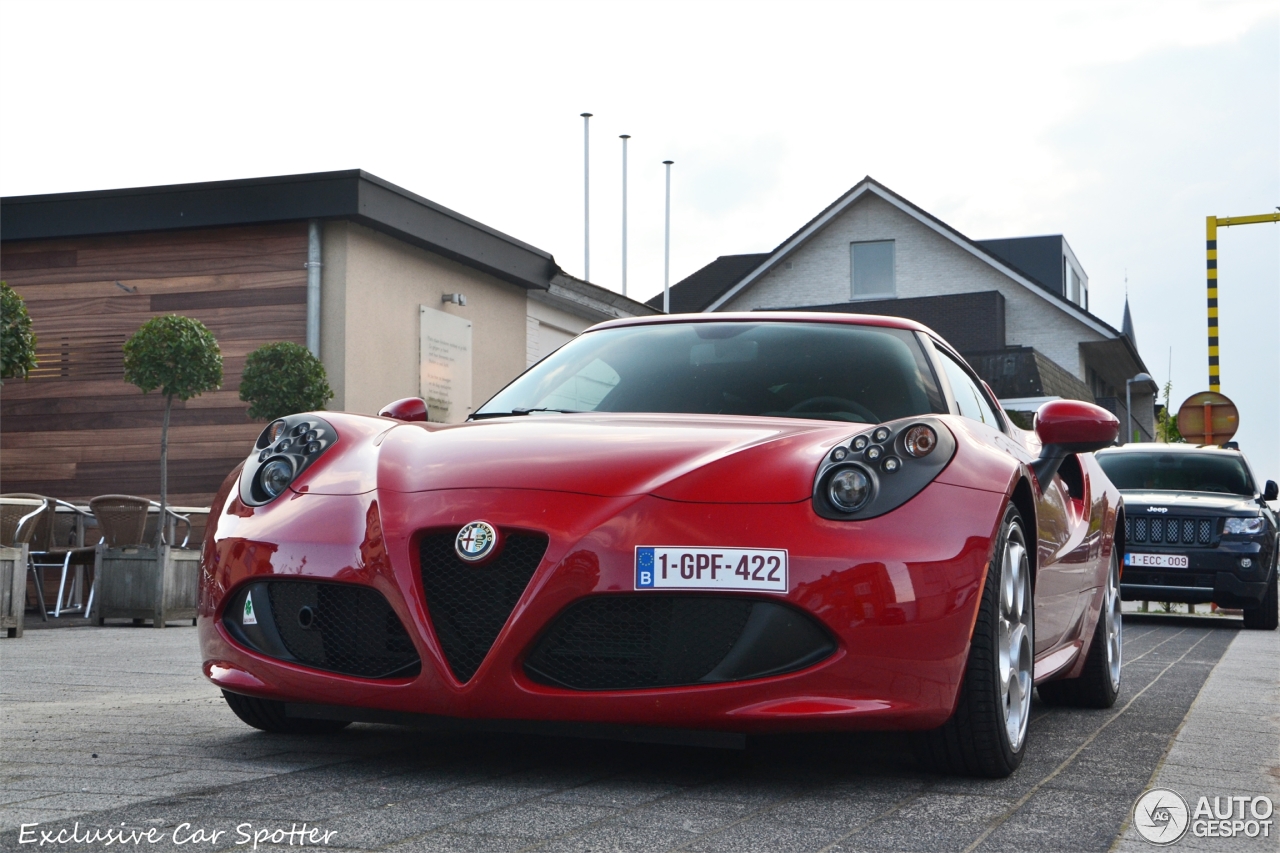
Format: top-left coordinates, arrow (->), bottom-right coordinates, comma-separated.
524,595 -> 836,690
224,581 -> 420,679
419,530 -> 548,683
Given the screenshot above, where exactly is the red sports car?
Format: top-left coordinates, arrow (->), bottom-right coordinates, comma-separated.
200,312 -> 1123,777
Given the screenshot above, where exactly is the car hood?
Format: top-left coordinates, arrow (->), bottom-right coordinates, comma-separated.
301,413 -> 860,502
1120,490 -> 1261,514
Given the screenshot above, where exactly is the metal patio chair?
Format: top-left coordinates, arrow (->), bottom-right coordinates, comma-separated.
0,496 -> 51,622
142,502 -> 193,549
15,495 -> 99,618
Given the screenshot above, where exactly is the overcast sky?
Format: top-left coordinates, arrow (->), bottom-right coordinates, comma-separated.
3,0 -> 1277,477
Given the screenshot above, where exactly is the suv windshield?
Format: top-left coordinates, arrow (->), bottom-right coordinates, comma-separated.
475,321 -> 947,424
1096,451 -> 1255,496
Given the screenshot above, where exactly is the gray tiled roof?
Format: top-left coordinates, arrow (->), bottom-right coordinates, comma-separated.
644,253 -> 770,313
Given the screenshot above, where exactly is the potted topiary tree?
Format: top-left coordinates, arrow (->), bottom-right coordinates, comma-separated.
101,315 -> 222,627
239,341 -> 333,421
1,280 -> 38,383
1,281 -> 39,634
123,315 -> 224,541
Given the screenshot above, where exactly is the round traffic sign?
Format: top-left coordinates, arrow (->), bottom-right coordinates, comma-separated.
1176,391 -> 1239,445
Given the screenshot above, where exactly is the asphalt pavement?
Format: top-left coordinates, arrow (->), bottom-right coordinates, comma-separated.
1,616 -> 1274,852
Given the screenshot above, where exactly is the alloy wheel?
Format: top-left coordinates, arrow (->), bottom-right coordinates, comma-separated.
999,521 -> 1033,752
1103,554 -> 1122,692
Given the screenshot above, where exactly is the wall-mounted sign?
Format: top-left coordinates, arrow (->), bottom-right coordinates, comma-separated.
419,306 -> 472,423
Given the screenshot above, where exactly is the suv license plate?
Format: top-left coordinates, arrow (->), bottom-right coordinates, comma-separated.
1125,553 -> 1189,569
635,547 -> 788,592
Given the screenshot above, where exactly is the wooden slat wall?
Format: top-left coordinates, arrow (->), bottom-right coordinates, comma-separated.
1,223 -> 309,505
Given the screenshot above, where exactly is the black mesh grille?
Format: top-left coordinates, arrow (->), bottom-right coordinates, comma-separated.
526,596 -> 752,689
265,582 -> 420,678
1125,515 -> 1217,548
419,530 -> 548,683
523,592 -> 841,691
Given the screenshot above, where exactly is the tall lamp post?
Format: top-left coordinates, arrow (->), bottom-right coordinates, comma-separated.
663,160 -> 673,313
1126,372 -> 1154,444
620,134 -> 630,297
581,112 -> 592,281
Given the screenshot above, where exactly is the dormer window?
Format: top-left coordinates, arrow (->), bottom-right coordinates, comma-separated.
1064,259 -> 1088,309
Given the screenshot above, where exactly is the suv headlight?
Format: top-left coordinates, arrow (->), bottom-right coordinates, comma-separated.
239,415 -> 337,506
1224,517 -> 1265,536
813,417 -> 956,520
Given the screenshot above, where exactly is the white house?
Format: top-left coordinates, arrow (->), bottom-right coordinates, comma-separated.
650,177 -> 1156,438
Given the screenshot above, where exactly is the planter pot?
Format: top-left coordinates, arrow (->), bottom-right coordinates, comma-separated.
94,544 -> 201,628
1,545 -> 28,638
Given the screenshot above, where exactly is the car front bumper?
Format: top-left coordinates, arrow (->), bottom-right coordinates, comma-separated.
199,482 -> 1004,733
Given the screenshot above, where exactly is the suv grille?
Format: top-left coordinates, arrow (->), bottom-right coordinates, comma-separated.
524,595 -> 835,690
1125,515 -> 1216,547
265,582 -> 420,678
419,530 -> 548,683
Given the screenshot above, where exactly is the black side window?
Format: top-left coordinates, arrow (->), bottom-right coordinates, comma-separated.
939,350 -> 1002,429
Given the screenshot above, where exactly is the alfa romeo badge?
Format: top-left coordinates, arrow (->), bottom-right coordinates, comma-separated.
455,520 -> 499,563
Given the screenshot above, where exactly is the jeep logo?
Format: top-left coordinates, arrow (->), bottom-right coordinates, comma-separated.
1147,507 -> 1169,513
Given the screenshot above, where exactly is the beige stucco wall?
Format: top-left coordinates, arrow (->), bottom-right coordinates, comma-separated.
720,193 -> 1109,381
320,221 -> 529,416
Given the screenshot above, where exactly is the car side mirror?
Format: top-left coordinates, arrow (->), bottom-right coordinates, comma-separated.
378,397 -> 429,422
1264,480 -> 1278,502
1030,400 -> 1119,486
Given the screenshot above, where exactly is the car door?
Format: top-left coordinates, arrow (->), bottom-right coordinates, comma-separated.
933,349 -> 1075,655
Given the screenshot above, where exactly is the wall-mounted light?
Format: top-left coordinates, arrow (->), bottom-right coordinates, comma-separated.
442,293 -> 467,306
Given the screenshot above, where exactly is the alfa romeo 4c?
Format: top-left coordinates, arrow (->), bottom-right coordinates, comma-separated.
200,313 -> 1123,777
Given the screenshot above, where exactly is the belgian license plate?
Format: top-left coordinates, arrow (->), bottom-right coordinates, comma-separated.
635,547 -> 788,592
1125,553 -> 1190,569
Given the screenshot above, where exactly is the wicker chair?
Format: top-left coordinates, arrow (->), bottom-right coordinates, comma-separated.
90,495 -> 152,547
0,496 -> 50,622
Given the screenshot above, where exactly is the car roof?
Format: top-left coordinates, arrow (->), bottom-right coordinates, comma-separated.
587,311 -> 937,337
1096,443 -> 1243,456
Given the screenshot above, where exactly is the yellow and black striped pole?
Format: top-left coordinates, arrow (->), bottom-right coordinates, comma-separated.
1206,216 -> 1219,391
1204,212 -> 1280,392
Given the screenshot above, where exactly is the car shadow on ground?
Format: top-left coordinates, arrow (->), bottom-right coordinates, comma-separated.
1122,612 -> 1244,629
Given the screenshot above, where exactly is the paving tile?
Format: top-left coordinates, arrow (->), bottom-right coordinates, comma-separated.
617,798 -> 755,834
454,801 -> 620,839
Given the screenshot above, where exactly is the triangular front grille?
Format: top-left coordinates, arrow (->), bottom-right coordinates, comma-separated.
419,530 -> 548,683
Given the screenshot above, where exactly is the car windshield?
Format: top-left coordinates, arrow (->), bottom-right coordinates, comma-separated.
1096,451 -> 1255,496
474,321 -> 947,423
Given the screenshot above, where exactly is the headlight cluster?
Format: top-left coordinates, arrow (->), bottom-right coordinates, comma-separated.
238,415 -> 337,506
813,418 -> 956,521
1224,517 -> 1265,536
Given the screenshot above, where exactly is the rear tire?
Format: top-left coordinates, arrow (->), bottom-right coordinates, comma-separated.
221,690 -> 351,734
1242,565 -> 1278,631
1038,551 -> 1122,708
917,503 -> 1033,778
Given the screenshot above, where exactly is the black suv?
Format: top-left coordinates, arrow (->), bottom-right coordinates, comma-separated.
1095,443 -> 1278,630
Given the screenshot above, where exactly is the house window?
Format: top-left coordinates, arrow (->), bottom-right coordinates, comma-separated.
1064,261 -> 1088,309
851,240 -> 895,298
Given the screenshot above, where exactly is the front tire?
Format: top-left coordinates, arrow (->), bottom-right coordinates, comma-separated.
1038,550 -> 1122,708
917,503 -> 1033,777
222,690 -> 351,734
1242,564 -> 1278,631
